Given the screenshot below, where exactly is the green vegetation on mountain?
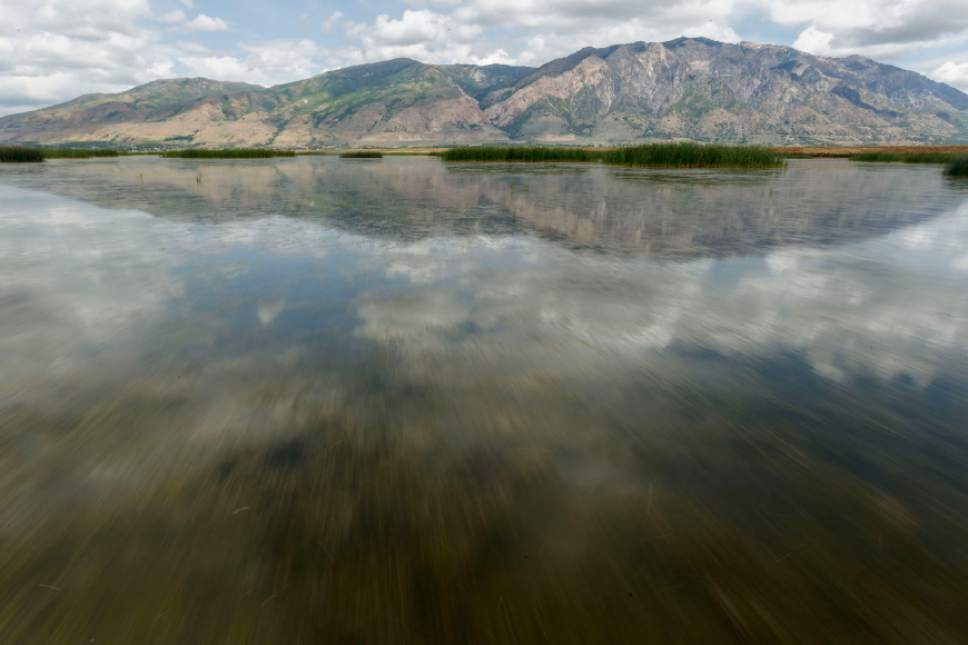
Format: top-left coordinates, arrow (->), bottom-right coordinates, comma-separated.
438,64 -> 534,105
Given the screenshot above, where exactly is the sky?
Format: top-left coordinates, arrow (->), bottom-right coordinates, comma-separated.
1,0 -> 968,116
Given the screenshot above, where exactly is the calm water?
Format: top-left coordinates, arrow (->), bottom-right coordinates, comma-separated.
2,156 -> 968,643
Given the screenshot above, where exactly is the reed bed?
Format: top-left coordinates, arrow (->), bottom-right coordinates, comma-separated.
441,146 -> 597,163
41,148 -> 121,158
0,146 -> 45,163
849,152 -> 957,163
602,143 -> 783,168
442,143 -> 782,168
339,151 -> 384,159
945,157 -> 968,177
161,149 -> 296,159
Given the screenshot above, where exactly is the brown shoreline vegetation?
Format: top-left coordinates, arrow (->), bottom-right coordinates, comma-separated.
773,144 -> 968,158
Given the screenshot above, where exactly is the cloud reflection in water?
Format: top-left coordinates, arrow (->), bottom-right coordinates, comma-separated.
1,157 -> 967,643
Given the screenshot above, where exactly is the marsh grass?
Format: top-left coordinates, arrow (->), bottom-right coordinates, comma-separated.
1,147 -> 126,162
945,157 -> 968,177
849,152 -> 957,163
161,149 -> 296,159
41,148 -> 121,159
442,143 -> 782,168
339,151 -> 384,159
0,147 -> 45,163
603,143 -> 782,168
441,146 -> 597,163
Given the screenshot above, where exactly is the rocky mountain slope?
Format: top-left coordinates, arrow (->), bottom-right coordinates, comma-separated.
1,38 -> 966,147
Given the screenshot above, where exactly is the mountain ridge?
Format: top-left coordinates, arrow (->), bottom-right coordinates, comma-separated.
2,38 -> 966,147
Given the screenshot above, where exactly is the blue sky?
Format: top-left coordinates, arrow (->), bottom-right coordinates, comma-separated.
1,0 -> 967,115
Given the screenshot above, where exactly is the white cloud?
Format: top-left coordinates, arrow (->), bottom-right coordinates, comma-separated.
0,0 -> 169,114
188,14 -> 228,32
0,0 -> 966,118
762,0 -> 968,58
180,39 -> 326,86
325,0 -> 968,79
0,0 -> 243,115
344,2 -> 745,68
793,26 -> 834,55
157,8 -> 230,34
932,60 -> 968,91
346,9 -> 492,64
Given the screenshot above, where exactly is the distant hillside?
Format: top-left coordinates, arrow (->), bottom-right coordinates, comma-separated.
1,38 -> 966,147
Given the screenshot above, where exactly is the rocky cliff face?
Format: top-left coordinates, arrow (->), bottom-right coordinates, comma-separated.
489,38 -> 968,144
1,38 -> 966,147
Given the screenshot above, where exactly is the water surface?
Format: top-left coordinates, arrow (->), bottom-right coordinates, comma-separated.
2,157 -> 968,643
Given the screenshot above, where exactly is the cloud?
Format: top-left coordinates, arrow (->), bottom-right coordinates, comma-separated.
347,9 -> 485,63
188,14 -> 228,32
764,0 -> 968,58
0,0 -> 169,114
0,0 -> 965,118
349,9 -> 513,65
322,10 -> 344,34
932,60 -> 968,91
180,39 -> 326,86
160,10 -> 186,24
0,0 -> 241,115
344,1 -> 744,67
157,8 -> 230,34
456,0 -> 738,31
336,0 -> 968,71
792,26 -> 834,55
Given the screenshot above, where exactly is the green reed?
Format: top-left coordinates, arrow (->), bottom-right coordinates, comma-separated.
442,143 -> 782,168
849,152 -> 958,163
441,146 -> 598,162
0,146 -> 45,163
161,149 -> 297,159
602,143 -> 783,168
41,148 -> 121,159
945,157 -> 968,177
339,151 -> 384,158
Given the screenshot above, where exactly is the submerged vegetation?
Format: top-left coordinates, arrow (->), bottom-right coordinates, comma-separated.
339,151 -> 384,158
946,157 -> 968,177
442,143 -> 783,168
849,152 -> 958,163
161,149 -> 296,159
0,147 -> 45,163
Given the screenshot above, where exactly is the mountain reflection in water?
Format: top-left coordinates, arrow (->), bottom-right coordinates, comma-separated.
1,157 -> 967,644
3,156 -> 960,256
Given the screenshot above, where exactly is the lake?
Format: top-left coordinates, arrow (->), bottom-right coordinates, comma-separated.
2,156 -> 968,643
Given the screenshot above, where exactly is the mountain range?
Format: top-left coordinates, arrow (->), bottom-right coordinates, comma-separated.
2,37 -> 967,147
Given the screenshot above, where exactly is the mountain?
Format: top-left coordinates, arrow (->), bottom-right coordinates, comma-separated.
2,38 -> 966,147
